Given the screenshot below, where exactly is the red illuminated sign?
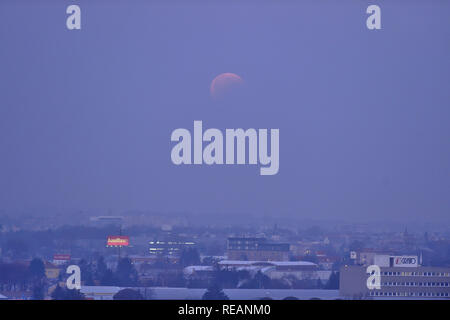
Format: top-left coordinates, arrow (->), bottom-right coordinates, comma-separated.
53,254 -> 71,261
107,236 -> 130,247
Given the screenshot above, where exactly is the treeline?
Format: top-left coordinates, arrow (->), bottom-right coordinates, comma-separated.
76,257 -> 140,287
0,258 -> 51,299
0,256 -> 142,299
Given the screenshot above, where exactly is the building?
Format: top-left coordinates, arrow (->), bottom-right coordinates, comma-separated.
340,254 -> 450,299
53,254 -> 71,266
350,249 -> 394,266
89,216 -> 124,226
44,261 -> 61,280
227,237 -> 290,261
81,286 -> 121,300
217,260 -> 330,283
183,266 -> 216,287
148,237 -> 196,256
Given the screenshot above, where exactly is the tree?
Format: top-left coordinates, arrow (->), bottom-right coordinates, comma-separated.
214,269 -> 240,288
304,226 -> 323,238
51,284 -> 85,300
116,258 -> 138,287
4,238 -> 29,258
95,256 -> 108,281
32,284 -> 44,300
349,240 -> 365,252
51,285 -> 65,300
325,271 -> 340,289
64,288 -> 85,300
239,271 -> 271,289
316,278 -> 324,289
28,258 -> 46,280
113,288 -> 144,300
179,248 -> 201,267
0,262 -> 29,291
79,259 -> 95,286
100,268 -> 117,286
95,256 -> 117,286
29,258 -> 46,300
202,283 -> 229,300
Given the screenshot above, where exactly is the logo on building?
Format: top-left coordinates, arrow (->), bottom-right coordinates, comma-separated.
393,256 -> 418,267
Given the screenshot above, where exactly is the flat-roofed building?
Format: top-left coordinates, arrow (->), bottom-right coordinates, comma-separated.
217,260 -> 331,283
340,263 -> 450,299
227,237 -> 290,261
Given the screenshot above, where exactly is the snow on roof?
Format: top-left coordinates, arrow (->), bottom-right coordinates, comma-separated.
218,260 -> 317,267
183,266 -> 215,274
236,266 -> 267,271
81,286 -> 121,294
271,261 -> 316,266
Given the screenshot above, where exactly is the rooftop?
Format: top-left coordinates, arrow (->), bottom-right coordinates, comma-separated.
218,260 -> 317,267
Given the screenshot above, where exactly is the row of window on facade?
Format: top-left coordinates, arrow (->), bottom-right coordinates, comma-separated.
382,282 -> 449,287
369,291 -> 449,297
382,271 -> 450,277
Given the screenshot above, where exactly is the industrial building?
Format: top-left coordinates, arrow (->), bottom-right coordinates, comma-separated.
340,254 -> 450,299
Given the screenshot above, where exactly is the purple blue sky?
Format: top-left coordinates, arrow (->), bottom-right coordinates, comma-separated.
0,1 -> 449,222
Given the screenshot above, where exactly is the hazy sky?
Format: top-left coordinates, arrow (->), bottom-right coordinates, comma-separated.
0,0 -> 449,222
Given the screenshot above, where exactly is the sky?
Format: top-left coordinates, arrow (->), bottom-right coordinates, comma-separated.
0,0 -> 449,223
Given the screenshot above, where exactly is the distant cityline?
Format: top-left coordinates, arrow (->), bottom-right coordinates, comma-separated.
171,121 -> 279,175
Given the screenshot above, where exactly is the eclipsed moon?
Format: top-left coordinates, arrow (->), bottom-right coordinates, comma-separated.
210,73 -> 244,100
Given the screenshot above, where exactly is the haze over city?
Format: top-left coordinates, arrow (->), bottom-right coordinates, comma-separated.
1,1 -> 449,224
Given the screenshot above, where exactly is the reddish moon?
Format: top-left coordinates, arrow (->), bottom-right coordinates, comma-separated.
210,73 -> 244,100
